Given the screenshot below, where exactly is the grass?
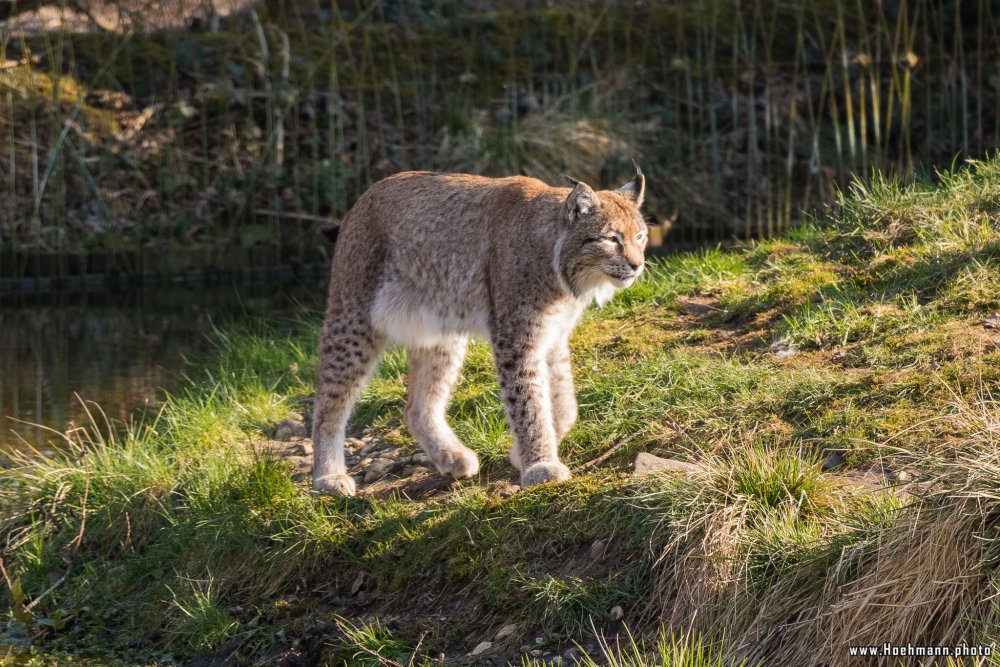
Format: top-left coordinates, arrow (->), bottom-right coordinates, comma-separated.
8,158 -> 1000,664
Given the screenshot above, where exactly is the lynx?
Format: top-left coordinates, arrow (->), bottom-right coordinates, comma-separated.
312,166 -> 648,496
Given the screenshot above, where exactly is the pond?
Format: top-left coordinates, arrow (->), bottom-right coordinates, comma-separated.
0,275 -> 326,454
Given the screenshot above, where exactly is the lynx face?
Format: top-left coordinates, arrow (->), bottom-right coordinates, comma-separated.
557,170 -> 649,302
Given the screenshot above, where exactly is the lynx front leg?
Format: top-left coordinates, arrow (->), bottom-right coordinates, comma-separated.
312,315 -> 386,496
494,336 -> 571,487
405,337 -> 480,479
548,339 -> 577,442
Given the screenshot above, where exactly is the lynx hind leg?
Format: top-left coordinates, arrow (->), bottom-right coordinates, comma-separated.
404,337 -> 480,479
312,315 -> 386,496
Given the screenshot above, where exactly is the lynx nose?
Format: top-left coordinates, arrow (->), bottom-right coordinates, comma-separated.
628,260 -> 644,273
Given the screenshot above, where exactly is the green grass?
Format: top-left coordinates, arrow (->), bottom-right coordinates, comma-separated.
9,159 -> 1000,663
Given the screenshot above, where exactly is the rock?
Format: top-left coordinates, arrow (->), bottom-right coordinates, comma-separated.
530,649 -> 543,658
287,440 -> 313,456
495,623 -> 518,640
982,313 -> 1000,329
563,647 -> 582,662
590,540 -> 607,561
274,419 -> 308,440
822,450 -> 844,471
632,453 -> 701,477
345,437 -> 365,451
535,636 -> 545,645
470,641 -> 492,656
769,337 -> 800,359
896,469 -> 914,483
412,466 -> 433,475
549,657 -> 562,666
401,466 -> 415,477
610,605 -> 624,621
358,441 -> 381,457
364,458 -> 395,483
411,452 -> 432,465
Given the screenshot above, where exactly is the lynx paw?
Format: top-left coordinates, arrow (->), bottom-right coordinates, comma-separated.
312,474 -> 357,497
434,446 -> 480,479
520,461 -> 572,487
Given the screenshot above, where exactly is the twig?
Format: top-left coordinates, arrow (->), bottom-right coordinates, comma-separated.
22,469 -> 90,614
253,209 -> 338,224
407,631 -> 428,667
353,643 -> 405,667
572,433 -> 639,474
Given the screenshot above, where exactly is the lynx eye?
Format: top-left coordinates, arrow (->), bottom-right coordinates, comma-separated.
636,231 -> 648,243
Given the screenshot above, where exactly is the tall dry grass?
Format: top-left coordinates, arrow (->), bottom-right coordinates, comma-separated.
2,0 -> 1000,271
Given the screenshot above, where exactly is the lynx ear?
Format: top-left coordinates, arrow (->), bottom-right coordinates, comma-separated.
617,160 -> 645,207
565,180 -> 599,225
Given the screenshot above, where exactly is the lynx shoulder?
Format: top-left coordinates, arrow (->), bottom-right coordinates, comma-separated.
312,166 -> 648,496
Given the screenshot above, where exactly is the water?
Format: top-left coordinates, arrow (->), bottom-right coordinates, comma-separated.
0,279 -> 324,453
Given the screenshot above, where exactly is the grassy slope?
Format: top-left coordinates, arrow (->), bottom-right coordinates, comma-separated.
7,160 -> 1000,664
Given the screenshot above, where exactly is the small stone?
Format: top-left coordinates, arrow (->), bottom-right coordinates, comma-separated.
495,623 -> 518,640
364,459 -> 395,483
497,484 -> 520,498
274,419 -> 308,440
589,540 -> 607,561
530,649 -> 543,658
411,452 -> 432,465
358,442 -> 380,456
470,641 -> 493,656
401,466 -> 415,477
549,657 -> 562,666
563,647 -> 582,661
535,636 -> 545,645
633,453 -> 701,477
345,437 -> 365,451
769,337 -> 800,359
519,645 -> 532,653
610,605 -> 624,621
896,470 -> 914,483
287,440 -> 313,456
412,466 -> 433,475
822,450 -> 844,471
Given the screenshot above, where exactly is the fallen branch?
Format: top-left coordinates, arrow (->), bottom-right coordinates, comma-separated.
572,433 -> 639,474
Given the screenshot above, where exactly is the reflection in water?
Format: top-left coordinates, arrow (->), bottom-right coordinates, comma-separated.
0,281 -> 323,452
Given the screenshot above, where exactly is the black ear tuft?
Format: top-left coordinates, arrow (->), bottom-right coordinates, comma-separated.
617,159 -> 646,207
320,222 -> 340,244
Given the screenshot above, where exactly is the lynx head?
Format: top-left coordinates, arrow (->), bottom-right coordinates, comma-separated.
555,164 -> 648,305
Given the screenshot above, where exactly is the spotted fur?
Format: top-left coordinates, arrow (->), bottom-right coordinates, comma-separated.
312,168 -> 648,495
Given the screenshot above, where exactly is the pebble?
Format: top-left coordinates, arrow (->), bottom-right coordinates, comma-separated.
589,540 -> 607,561
274,418 -> 308,440
470,641 -> 492,656
495,623 -> 518,640
896,470 -> 914,483
632,453 -> 701,477
364,458 -> 395,483
287,440 -> 313,456
530,649 -> 543,658
822,450 -> 844,471
563,647 -> 582,661
610,605 -> 624,621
